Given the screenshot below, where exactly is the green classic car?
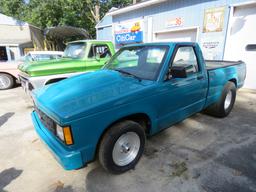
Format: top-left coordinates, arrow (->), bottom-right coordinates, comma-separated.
18,40 -> 115,93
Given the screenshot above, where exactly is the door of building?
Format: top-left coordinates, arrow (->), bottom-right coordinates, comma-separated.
224,4 -> 256,89
155,28 -> 197,42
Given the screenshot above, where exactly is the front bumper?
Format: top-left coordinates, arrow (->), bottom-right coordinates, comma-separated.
31,111 -> 84,170
19,73 -> 47,95
19,74 -> 33,94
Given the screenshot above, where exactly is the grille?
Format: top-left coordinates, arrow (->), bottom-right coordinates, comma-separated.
19,76 -> 27,88
35,106 -> 56,134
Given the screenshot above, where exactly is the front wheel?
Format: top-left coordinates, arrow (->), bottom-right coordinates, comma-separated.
99,120 -> 145,174
0,73 -> 15,90
204,81 -> 236,117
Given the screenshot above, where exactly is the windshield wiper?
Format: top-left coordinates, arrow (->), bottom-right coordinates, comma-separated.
113,69 -> 142,82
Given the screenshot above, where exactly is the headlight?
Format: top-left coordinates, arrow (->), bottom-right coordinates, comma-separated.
56,125 -> 73,145
56,124 -> 64,141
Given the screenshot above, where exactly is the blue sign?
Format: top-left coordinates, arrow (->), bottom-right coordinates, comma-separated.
115,31 -> 143,45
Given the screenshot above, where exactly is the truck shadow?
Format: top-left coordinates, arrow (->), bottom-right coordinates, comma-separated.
0,112 -> 14,127
85,91 -> 256,192
0,167 -> 23,191
86,167 -> 123,192
53,185 -> 74,192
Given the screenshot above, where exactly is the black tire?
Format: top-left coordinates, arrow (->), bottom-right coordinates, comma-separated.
99,120 -> 145,174
0,73 -> 15,90
204,81 -> 236,117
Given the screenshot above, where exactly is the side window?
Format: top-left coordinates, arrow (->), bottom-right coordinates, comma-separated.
172,46 -> 199,74
88,44 -> 112,59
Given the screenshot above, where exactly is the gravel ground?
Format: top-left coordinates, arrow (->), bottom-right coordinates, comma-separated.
0,87 -> 255,192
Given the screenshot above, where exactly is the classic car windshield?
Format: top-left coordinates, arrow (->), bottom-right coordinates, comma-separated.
104,45 -> 168,80
63,42 -> 86,59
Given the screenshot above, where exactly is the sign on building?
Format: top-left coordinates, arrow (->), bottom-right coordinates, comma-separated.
114,20 -> 144,45
165,17 -> 183,28
203,7 -> 225,33
200,36 -> 224,59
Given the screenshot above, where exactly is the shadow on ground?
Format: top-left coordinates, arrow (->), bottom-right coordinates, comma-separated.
53,185 -> 74,192
0,168 -> 23,192
84,91 -> 256,192
0,112 -> 14,127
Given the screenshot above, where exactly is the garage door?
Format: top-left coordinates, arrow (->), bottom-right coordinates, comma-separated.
155,29 -> 197,42
224,4 -> 256,89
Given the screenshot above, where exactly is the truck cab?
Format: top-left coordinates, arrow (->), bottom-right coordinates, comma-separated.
18,40 -> 115,93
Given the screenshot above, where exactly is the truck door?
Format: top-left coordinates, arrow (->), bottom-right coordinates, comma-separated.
87,44 -> 112,70
157,45 -> 208,130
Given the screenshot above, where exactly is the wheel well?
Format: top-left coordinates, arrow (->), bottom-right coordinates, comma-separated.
0,72 -> 16,80
45,78 -> 66,85
229,78 -> 237,87
94,113 -> 151,160
0,72 -> 17,85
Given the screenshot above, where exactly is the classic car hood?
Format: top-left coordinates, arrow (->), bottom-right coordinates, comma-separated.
34,70 -> 154,123
19,58 -> 83,76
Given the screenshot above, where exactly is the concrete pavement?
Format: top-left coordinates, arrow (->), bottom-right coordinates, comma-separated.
0,87 -> 255,192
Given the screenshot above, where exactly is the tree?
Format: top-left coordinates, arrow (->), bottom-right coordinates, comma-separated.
0,0 -> 26,19
0,0 -> 133,37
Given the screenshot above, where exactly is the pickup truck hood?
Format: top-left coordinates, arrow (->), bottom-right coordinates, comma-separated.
19,58 -> 84,77
34,70 -> 154,123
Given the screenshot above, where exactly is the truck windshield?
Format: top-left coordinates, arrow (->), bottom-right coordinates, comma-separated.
104,45 -> 168,80
63,42 -> 86,59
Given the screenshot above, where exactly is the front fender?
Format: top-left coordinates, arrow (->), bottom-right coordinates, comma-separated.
69,101 -> 158,163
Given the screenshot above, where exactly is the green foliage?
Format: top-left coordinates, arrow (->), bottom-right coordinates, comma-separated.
0,0 -> 133,37
0,0 -> 25,19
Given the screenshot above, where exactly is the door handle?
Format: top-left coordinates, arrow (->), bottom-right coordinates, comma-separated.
197,75 -> 204,80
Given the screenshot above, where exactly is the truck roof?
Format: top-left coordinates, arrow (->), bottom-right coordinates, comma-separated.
123,42 -> 197,47
28,51 -> 64,55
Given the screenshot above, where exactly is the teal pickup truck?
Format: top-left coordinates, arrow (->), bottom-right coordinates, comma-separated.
19,40 -> 115,93
31,42 -> 246,174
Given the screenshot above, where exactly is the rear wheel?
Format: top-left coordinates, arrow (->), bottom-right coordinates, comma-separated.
99,120 -> 145,174
0,73 -> 15,90
204,81 -> 236,117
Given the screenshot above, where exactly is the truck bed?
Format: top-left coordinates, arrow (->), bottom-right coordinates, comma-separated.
205,59 -> 246,108
205,60 -> 244,70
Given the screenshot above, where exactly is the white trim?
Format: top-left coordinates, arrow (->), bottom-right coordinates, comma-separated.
107,0 -> 167,16
111,23 -> 115,48
154,26 -> 200,42
154,26 -> 199,34
230,0 -> 256,7
0,44 -> 19,46
223,6 -> 234,60
147,17 -> 153,42
95,24 -> 112,29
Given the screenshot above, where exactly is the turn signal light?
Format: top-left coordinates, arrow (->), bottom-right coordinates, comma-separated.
63,126 -> 74,145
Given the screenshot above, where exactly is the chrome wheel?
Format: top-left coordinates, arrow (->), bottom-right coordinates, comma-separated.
112,132 -> 140,166
0,74 -> 11,89
224,90 -> 232,110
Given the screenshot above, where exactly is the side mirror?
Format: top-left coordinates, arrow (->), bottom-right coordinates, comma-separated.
170,66 -> 187,78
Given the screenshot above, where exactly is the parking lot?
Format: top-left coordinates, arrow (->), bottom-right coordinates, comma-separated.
0,87 -> 256,192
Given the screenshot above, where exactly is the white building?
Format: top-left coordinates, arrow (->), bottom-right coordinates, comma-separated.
0,13 -> 44,62
97,0 -> 256,89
